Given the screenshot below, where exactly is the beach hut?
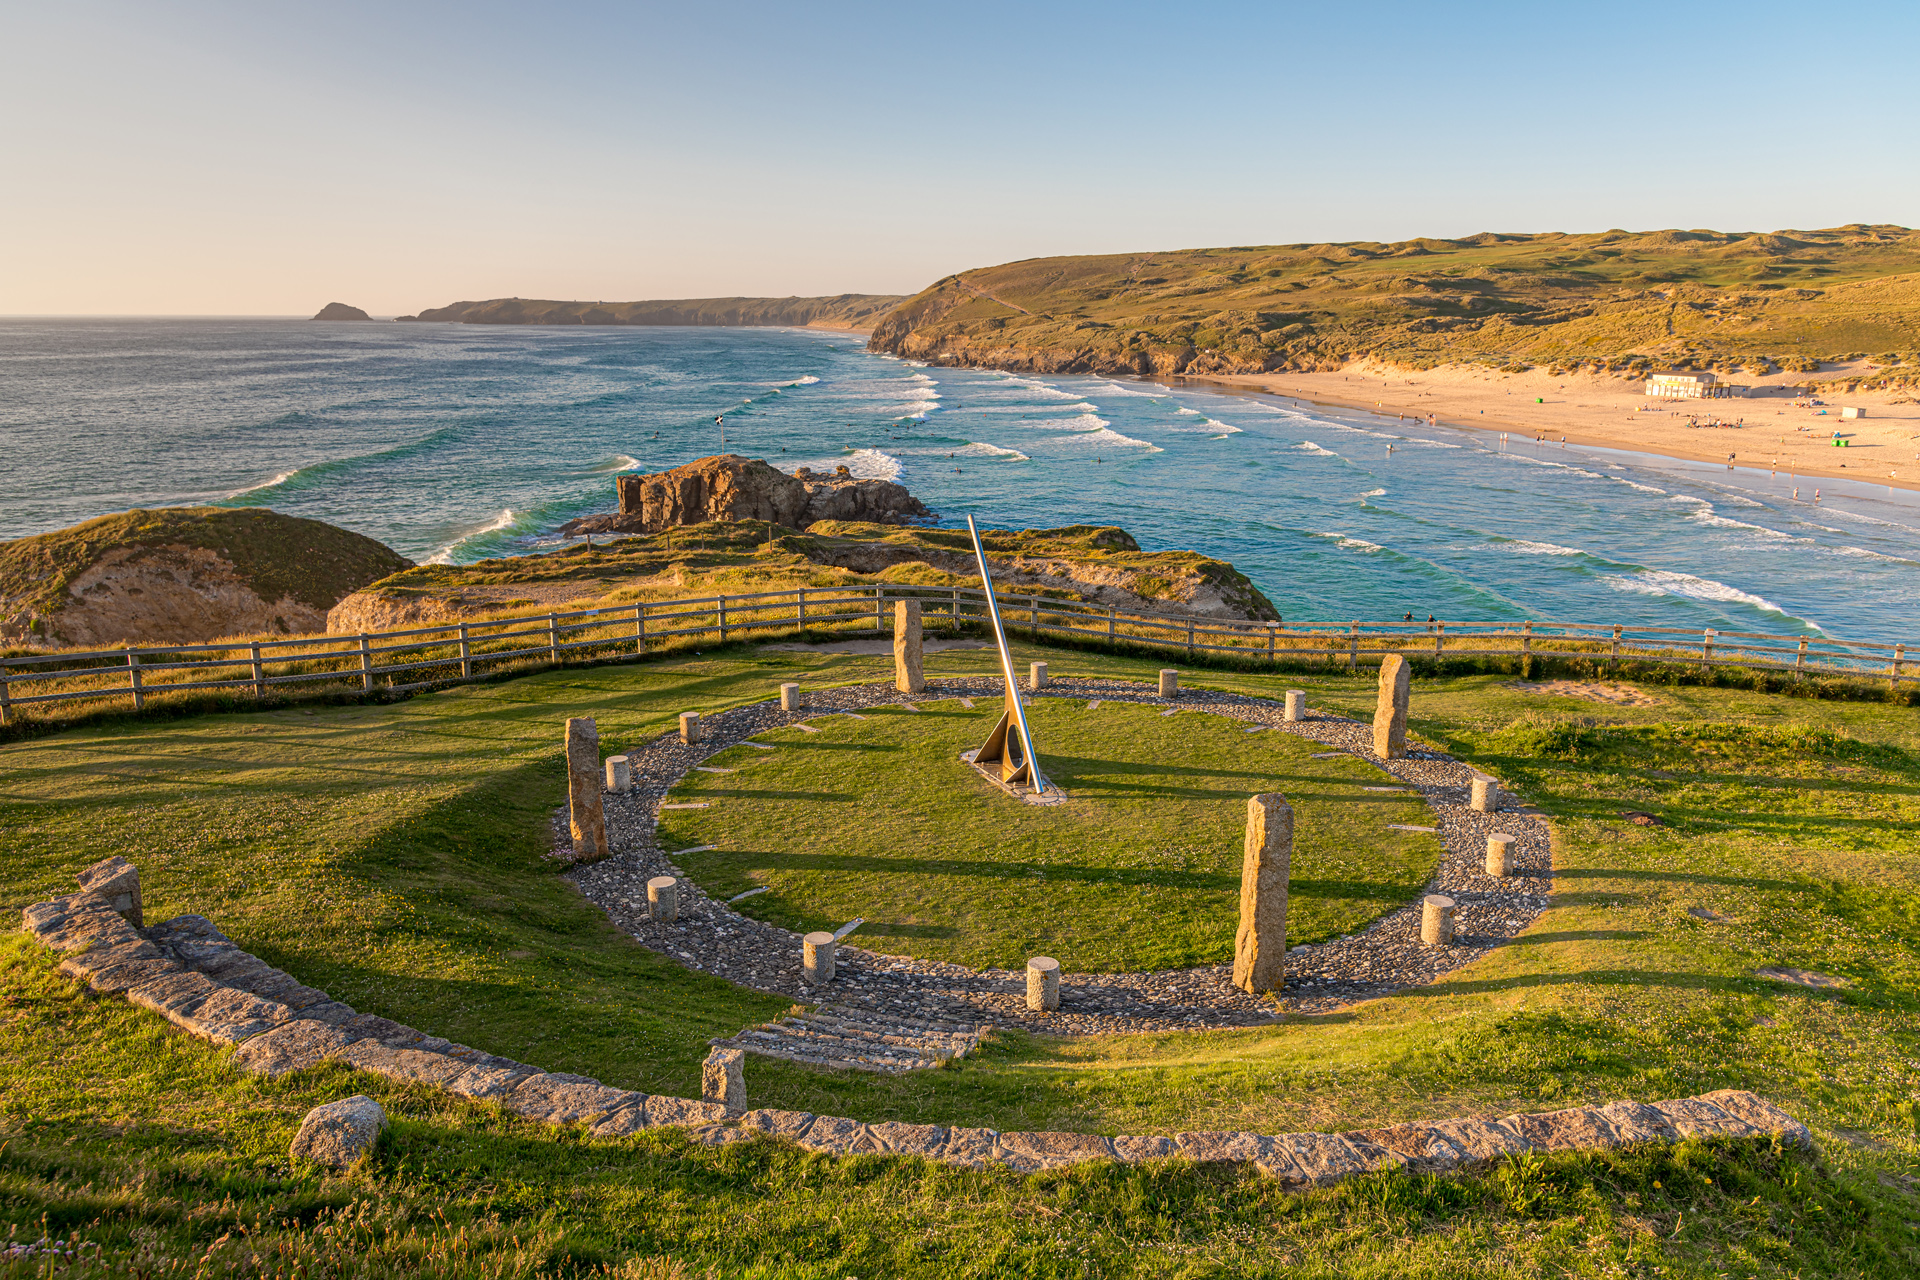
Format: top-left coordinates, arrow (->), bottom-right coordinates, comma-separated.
1841,406 -> 1867,419
1645,371 -> 1717,399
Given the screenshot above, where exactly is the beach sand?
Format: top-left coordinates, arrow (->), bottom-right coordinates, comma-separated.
1185,360 -> 1920,494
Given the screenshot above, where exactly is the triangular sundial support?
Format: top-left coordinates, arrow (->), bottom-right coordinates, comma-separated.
966,514 -> 1046,793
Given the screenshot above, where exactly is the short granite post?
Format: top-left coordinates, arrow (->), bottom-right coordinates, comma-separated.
289,1095 -> 387,1169
779,682 -> 801,712
1030,660 -> 1048,689
1486,833 -> 1514,877
565,717 -> 609,861
702,1047 -> 747,1114
1470,775 -> 1498,813
1158,668 -> 1179,697
605,755 -> 632,793
1420,894 -> 1456,946
803,931 -> 836,984
1284,690 -> 1306,722
76,855 -> 142,928
647,875 -> 679,924
679,711 -> 701,745
894,600 -> 925,693
1233,793 -> 1292,994
1026,956 -> 1061,1011
1373,654 -> 1410,760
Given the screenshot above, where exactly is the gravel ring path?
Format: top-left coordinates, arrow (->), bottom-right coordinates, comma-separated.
567,677 -> 1553,1034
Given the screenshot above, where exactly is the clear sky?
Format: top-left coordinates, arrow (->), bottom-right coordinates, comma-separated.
4,0 -> 1916,315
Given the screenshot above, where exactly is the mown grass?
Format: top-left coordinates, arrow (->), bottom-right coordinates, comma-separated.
3,641 -> 1919,1274
663,697 -> 1438,971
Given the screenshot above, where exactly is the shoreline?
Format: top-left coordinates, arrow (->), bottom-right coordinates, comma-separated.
1169,363 -> 1920,497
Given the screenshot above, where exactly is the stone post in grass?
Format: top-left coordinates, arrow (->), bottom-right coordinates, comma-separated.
679,711 -> 701,745
780,682 -> 801,712
1030,661 -> 1048,689
1233,793 -> 1291,994
894,600 -> 925,693
605,755 -> 632,793
1159,669 -> 1179,697
566,717 -> 609,861
1284,690 -> 1306,722
1373,654 -> 1410,760
803,931 -> 836,984
702,1047 -> 747,1113
1486,833 -> 1514,877
1420,894 -> 1455,945
1026,956 -> 1061,1011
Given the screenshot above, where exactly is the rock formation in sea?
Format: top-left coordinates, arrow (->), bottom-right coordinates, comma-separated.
558,455 -> 935,536
0,508 -> 412,647
312,303 -> 373,321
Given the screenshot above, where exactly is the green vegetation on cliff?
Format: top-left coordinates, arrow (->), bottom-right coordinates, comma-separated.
868,224 -> 1920,378
400,294 -> 906,328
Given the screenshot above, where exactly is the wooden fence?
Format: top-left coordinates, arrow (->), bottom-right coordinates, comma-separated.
0,584 -> 1911,725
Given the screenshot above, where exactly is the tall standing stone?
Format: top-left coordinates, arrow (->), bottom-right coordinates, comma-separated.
1373,654 -> 1410,760
894,600 -> 924,693
566,717 -> 609,861
1232,793 -> 1292,994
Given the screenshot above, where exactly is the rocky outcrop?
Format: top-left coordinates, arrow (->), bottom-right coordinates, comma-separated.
290,1096 -> 386,1168
312,303 -> 372,321
1,507 -> 412,647
558,455 -> 934,536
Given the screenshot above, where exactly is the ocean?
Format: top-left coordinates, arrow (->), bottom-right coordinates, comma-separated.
3,318 -> 1917,639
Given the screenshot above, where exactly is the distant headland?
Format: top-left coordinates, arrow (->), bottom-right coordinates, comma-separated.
393,294 -> 904,330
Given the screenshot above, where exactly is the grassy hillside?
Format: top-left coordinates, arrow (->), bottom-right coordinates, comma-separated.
868,224 -> 1920,380
0,507 -> 411,639
400,294 -> 906,328
3,642 -> 1918,1274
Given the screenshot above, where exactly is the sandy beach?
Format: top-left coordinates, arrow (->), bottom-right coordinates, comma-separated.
1183,360 -> 1920,495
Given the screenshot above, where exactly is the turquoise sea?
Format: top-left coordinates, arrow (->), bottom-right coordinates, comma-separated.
2,318 -> 1916,639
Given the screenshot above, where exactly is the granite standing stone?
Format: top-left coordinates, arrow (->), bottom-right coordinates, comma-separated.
1158,669 -> 1179,697
893,600 -> 925,693
1030,661 -> 1048,689
1486,833 -> 1514,877
1026,956 -> 1060,1011
1373,655 -> 1410,760
1421,894 -> 1456,946
77,855 -> 143,928
679,711 -> 702,745
1233,793 -> 1292,994
1470,775 -> 1498,813
779,682 -> 801,711
565,717 -> 609,861
803,931 -> 836,984
702,1047 -> 747,1113
648,875 -> 679,924
1284,690 -> 1306,722
289,1094 -> 386,1168
605,755 -> 633,793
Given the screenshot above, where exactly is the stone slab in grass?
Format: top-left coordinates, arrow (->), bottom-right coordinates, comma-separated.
658,699 -> 1444,972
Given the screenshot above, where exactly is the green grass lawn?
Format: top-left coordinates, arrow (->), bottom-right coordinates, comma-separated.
3,641 -> 1919,1275
662,697 -> 1439,971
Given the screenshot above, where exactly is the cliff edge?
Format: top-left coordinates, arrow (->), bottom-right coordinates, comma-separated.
1,508 -> 412,647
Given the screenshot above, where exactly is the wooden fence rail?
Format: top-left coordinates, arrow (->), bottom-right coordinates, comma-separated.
1,583 -> 1912,724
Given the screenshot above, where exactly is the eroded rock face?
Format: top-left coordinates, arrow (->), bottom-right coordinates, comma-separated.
36,544 -> 328,647
561,455 -> 934,536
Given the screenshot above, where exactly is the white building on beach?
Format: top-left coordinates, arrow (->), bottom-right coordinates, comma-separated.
1645,371 -> 1718,398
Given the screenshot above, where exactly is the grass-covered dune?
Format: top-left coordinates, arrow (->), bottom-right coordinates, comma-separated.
868,224 -> 1920,381
4,639 -> 1919,1275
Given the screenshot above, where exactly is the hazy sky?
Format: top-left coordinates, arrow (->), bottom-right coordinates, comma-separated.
5,0 -> 1916,315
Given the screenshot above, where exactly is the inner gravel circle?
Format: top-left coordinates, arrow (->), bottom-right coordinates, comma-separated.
569,677 -> 1555,1034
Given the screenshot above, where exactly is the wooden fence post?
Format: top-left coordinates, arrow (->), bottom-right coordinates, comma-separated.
1108,608 -> 1117,643
1186,618 -> 1195,658
950,587 -> 961,629
1893,643 -> 1906,692
358,635 -> 373,691
1521,620 -> 1533,676
126,648 -> 144,711
1796,637 -> 1808,679
1611,625 -> 1622,670
875,586 -> 884,633
1029,595 -> 1039,629
634,603 -> 646,654
250,641 -> 264,699
718,595 -> 728,642
1348,621 -> 1359,670
547,614 -> 560,664
797,589 -> 807,630
1702,629 -> 1715,666
1434,621 -> 1444,662
459,622 -> 473,677
1268,621 -> 1277,662
0,669 -> 10,726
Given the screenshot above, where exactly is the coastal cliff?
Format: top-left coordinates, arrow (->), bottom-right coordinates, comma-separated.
1,508 -> 412,647
867,225 -> 1920,379
398,294 -> 905,329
